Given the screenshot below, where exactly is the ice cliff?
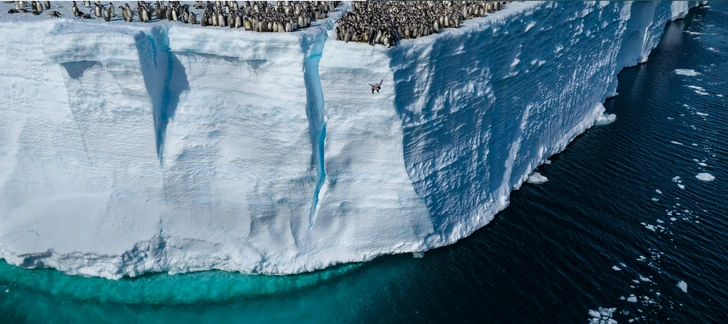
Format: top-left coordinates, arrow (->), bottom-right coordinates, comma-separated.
0,1 -> 702,279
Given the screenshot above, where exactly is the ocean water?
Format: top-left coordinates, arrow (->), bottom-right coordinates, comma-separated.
1,3 -> 727,324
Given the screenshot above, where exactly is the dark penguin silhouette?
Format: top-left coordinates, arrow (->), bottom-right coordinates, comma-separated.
369,79 -> 383,94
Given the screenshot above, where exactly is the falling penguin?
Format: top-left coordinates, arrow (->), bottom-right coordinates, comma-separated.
369,79 -> 383,94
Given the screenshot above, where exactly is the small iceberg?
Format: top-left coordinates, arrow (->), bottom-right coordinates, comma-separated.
678,281 -> 688,293
696,173 -> 715,182
675,69 -> 700,76
527,172 -> 548,184
594,113 -> 617,126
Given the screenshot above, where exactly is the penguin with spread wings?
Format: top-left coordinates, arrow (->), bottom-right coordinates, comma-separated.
369,79 -> 383,94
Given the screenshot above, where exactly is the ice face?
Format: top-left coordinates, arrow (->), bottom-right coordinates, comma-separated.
0,1 -> 700,278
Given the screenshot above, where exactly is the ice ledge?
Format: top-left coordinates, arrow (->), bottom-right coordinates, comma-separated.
0,1 -> 704,279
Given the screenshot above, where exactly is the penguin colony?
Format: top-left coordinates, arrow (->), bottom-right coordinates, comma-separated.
335,1 -> 510,47
5,1 -> 340,32
5,1 -> 57,17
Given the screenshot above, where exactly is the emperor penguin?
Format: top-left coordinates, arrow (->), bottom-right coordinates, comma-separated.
72,1 -> 80,16
43,0 -> 50,9
189,11 -> 196,24
94,3 -> 101,17
109,3 -> 114,18
103,6 -> 110,20
139,6 -> 148,22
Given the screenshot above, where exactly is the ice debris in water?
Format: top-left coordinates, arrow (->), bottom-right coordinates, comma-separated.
671,141 -> 683,145
412,252 -> 425,259
678,281 -> 688,293
627,295 -> 638,303
696,173 -> 715,182
656,189 -> 662,194
594,113 -> 617,126
612,266 -> 621,271
527,172 -> 548,184
589,307 -> 617,324
698,162 -> 708,167
675,69 -> 700,76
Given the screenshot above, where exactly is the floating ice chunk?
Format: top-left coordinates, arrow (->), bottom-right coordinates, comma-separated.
670,217 -> 677,221
696,173 -> 715,181
677,281 -> 688,293
412,252 -> 425,259
675,69 -> 700,76
678,184 -> 685,190
594,113 -> 617,126
651,198 -> 659,202
612,266 -> 621,271
627,295 -> 638,303
671,141 -> 683,145
718,94 -> 724,97
544,160 -> 552,165
645,224 -> 656,232
688,85 -> 705,91
699,163 -> 707,167
527,172 -> 548,184
4,289 -> 7,293
656,189 -> 662,194
639,275 -> 651,282
667,117 -> 674,120
589,310 -> 601,318
696,112 -> 708,116
620,263 -> 627,268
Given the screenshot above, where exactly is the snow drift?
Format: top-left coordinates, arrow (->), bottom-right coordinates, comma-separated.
0,1 -> 702,278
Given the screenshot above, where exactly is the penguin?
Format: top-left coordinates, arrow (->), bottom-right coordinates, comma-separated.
103,6 -> 110,21
189,11 -> 196,24
72,1 -> 81,16
139,6 -> 148,22
109,3 -> 114,18
47,10 -> 61,17
8,8 -> 19,14
94,3 -> 101,17
43,0 -> 50,9
369,79 -> 383,94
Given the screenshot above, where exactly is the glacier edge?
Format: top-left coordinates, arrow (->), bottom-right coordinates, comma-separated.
0,1 -> 703,279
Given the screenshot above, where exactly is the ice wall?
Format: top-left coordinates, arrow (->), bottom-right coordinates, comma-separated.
0,1 -> 701,278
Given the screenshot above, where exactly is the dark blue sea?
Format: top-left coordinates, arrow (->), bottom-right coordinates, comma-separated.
1,3 -> 727,324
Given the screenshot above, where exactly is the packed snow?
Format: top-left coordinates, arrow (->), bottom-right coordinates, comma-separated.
0,1 -> 701,278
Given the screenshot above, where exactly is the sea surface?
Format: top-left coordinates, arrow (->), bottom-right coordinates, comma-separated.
1,3 -> 727,324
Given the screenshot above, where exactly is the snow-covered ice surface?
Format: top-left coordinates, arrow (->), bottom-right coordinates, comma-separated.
0,1 -> 701,278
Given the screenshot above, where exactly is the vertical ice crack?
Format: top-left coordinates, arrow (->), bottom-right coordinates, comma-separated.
135,27 -> 189,165
301,32 -> 329,228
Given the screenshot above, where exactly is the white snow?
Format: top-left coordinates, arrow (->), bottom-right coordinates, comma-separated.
696,173 -> 715,181
677,280 -> 688,293
674,69 -> 700,76
527,172 -> 549,184
0,1 -> 701,278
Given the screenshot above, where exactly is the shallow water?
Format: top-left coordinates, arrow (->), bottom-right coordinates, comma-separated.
2,3 -> 727,324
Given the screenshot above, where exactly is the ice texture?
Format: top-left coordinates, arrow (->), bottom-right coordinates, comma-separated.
674,69 -> 700,76
696,173 -> 715,181
527,172 -> 549,184
0,1 -> 701,278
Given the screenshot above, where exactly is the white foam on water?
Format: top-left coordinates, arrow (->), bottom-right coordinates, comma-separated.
527,172 -> 549,184
674,69 -> 700,76
696,112 -> 708,116
696,173 -> 715,181
677,281 -> 688,293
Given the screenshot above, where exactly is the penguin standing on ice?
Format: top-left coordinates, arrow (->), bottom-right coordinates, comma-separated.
369,79 -> 383,94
